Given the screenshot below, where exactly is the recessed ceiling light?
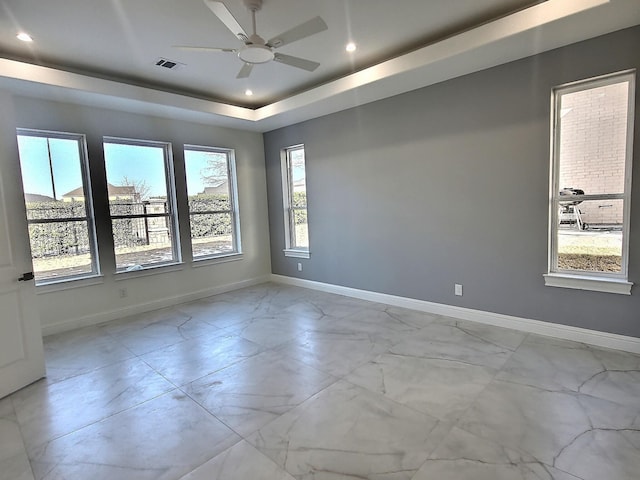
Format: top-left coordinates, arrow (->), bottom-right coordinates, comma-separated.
16,32 -> 33,42
345,42 -> 356,52
245,89 -> 253,96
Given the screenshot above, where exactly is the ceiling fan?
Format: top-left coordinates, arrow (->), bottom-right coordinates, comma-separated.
175,0 -> 328,78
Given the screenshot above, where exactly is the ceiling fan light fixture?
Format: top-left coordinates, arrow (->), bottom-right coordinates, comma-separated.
192,1 -> 328,78
238,44 -> 274,64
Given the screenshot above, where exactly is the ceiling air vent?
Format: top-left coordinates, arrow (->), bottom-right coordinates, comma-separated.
155,58 -> 185,70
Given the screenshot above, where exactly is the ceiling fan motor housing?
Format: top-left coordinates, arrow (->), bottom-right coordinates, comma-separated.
238,44 -> 274,64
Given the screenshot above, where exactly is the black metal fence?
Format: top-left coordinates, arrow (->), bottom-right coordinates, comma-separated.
26,195 -> 232,258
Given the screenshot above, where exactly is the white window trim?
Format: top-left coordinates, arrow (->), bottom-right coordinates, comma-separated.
191,252 -> 244,268
546,70 -> 635,294
104,136 -> 182,272
281,144 -> 310,257
35,274 -> 105,294
114,261 -> 184,280
283,248 -> 311,259
17,128 -> 101,286
184,144 -> 242,261
543,273 -> 632,295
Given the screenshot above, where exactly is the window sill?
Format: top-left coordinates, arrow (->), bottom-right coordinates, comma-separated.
115,262 -> 184,281
36,274 -> 104,294
284,249 -> 310,259
192,253 -> 243,268
544,273 -> 632,295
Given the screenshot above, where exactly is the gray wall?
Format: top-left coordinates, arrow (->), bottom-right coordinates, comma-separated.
264,26 -> 640,338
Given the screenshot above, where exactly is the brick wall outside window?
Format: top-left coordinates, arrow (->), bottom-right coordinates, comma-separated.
558,82 -> 628,226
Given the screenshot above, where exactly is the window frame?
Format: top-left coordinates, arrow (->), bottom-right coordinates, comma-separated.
281,144 -> 310,258
184,144 -> 242,262
16,128 -> 101,286
545,70 -> 635,295
103,136 -> 182,273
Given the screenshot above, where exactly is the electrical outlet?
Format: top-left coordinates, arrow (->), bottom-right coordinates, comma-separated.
118,287 -> 128,298
454,284 -> 463,296
297,262 -> 303,272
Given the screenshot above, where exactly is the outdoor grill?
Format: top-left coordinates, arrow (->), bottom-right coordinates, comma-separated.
559,187 -> 585,229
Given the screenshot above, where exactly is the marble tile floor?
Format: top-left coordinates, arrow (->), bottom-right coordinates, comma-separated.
1,282 -> 639,480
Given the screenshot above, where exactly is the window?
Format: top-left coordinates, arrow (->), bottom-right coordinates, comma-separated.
545,71 -> 635,294
16,129 -> 99,284
103,138 -> 180,271
184,145 -> 241,260
282,145 -> 309,258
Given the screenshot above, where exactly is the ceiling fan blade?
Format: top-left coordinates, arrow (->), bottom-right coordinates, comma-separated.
203,0 -> 249,41
173,45 -> 237,53
236,63 -> 253,79
266,16 -> 328,48
273,53 -> 320,72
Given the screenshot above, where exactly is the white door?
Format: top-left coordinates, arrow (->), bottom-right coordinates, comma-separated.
0,91 -> 45,399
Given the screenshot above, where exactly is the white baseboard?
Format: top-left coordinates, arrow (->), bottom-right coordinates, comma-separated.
41,275 -> 271,337
271,274 -> 640,354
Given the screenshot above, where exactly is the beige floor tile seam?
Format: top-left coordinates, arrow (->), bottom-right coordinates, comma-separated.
134,345 -> 264,389
175,356 -> 342,440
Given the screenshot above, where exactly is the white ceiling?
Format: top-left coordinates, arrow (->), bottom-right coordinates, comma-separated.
1,0 -> 639,132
